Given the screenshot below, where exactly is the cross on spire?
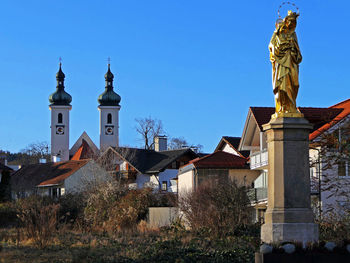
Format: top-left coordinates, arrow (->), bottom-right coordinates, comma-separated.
107,57 -> 111,65
59,57 -> 62,66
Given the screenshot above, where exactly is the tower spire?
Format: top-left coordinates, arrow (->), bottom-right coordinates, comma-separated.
49,61 -> 72,106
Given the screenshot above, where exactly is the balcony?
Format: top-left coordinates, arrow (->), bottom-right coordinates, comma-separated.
248,187 -> 268,203
115,170 -> 138,183
250,149 -> 268,170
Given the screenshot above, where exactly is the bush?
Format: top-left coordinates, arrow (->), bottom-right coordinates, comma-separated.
16,196 -> 59,248
0,202 -> 18,228
59,192 -> 86,227
319,213 -> 350,243
106,188 -> 153,231
84,181 -> 128,230
84,181 -> 157,232
179,179 -> 253,237
149,191 -> 177,207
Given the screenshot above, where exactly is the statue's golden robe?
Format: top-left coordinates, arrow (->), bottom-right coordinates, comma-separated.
269,14 -> 302,116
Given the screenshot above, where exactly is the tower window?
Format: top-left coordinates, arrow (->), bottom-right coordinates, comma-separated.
58,113 -> 63,123
107,113 -> 112,124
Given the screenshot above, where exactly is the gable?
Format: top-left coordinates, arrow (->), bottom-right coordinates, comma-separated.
70,131 -> 99,157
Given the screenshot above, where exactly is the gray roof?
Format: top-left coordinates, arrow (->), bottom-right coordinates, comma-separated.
111,147 -> 198,174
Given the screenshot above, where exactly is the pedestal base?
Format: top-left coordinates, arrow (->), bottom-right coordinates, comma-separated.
261,223 -> 319,244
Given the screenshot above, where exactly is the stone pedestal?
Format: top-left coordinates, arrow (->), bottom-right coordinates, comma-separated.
261,117 -> 319,244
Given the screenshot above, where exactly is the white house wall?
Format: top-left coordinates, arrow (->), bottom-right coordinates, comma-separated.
135,169 -> 178,192
158,169 -> 178,192
136,174 -> 151,188
222,144 -> 240,156
64,161 -> 110,193
320,164 -> 350,217
178,169 -> 194,197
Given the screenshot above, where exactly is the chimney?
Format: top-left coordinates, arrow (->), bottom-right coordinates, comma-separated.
154,136 -> 167,151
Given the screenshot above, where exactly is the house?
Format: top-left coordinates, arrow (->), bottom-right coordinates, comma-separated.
178,151 -> 260,196
0,163 -> 13,201
99,138 -> 199,192
214,136 -> 250,158
0,163 -> 13,183
238,98 -> 350,220
10,159 -> 109,199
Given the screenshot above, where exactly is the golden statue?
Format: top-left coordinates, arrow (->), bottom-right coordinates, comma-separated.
269,10 -> 303,118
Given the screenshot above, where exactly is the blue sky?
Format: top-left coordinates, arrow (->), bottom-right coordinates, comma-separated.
0,0 -> 349,153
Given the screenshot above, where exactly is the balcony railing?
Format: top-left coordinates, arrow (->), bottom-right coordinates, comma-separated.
250,149 -> 268,170
248,187 -> 268,203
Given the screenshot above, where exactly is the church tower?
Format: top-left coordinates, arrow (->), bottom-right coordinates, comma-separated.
49,63 -> 72,161
98,63 -> 121,152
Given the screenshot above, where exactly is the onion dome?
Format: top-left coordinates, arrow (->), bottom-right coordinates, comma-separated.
98,64 -> 121,106
49,63 -> 72,106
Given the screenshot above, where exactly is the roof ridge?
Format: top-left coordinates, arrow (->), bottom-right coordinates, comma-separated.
330,98 -> 350,108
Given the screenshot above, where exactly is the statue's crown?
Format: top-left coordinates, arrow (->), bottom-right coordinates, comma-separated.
287,10 -> 299,19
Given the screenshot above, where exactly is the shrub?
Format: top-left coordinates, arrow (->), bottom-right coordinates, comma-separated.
149,191 -> 177,207
319,212 -> 350,243
0,202 -> 18,228
59,192 -> 86,227
105,188 -> 153,232
84,181 -> 128,229
179,179 -> 253,237
16,196 -> 59,248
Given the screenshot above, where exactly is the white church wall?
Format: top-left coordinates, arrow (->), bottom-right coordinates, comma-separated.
99,105 -> 120,152
50,105 -> 71,161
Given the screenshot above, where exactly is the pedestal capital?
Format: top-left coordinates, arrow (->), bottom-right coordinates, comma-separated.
262,117 -> 313,132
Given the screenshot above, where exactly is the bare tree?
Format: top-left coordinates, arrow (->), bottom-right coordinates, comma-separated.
135,117 -> 164,150
168,137 -> 188,150
309,120 -> 350,218
10,141 -> 51,165
169,136 -> 203,153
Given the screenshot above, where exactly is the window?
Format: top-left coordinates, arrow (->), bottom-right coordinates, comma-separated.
257,209 -> 266,224
161,181 -> 168,191
338,160 -> 350,177
107,113 -> 112,124
58,113 -> 63,123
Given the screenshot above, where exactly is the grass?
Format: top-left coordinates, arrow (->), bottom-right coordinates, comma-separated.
0,227 -> 259,263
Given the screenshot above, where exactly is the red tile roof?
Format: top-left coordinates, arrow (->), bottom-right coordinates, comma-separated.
71,139 -> 95,160
250,106 -> 344,135
188,151 -> 248,169
38,160 -> 89,186
309,99 -> 350,140
11,160 -> 90,190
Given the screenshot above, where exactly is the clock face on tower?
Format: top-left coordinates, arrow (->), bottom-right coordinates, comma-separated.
105,126 -> 114,135
56,125 -> 65,135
